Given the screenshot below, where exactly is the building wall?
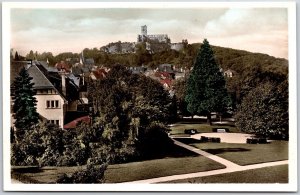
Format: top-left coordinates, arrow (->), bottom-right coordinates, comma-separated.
171,43 -> 184,51
35,94 -> 65,128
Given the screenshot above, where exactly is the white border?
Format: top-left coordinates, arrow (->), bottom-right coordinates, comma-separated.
2,1 -> 297,192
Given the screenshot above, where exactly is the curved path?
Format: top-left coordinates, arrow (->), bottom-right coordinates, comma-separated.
121,139 -> 288,184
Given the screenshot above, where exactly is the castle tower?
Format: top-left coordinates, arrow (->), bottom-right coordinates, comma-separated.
141,25 -> 147,36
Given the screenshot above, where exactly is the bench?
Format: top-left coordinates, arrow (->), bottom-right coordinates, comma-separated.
201,136 -> 221,143
212,128 -> 229,132
246,138 -> 267,144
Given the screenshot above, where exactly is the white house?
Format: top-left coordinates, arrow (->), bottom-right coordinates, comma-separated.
26,61 -> 82,128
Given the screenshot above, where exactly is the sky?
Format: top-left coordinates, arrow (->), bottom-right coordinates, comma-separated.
10,8 -> 288,59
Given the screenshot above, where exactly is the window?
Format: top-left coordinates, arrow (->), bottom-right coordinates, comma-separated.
46,100 -> 60,109
48,120 -> 60,126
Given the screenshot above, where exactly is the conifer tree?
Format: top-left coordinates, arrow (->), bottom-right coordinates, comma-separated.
185,39 -> 231,125
14,51 -> 20,61
12,67 -> 39,139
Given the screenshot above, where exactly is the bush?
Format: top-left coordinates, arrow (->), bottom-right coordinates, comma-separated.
56,163 -> 107,184
137,123 -> 174,159
184,129 -> 198,135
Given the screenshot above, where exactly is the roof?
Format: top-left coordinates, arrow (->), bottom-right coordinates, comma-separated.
71,66 -> 83,76
27,65 -> 55,89
84,58 -> 95,65
160,79 -> 172,87
55,61 -> 70,72
68,73 -> 80,87
64,112 -> 90,129
91,68 -> 107,80
63,116 -> 90,129
36,61 -> 58,73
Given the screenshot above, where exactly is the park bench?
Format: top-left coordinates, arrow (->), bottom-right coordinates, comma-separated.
212,128 -> 229,132
246,138 -> 267,144
201,136 -> 221,143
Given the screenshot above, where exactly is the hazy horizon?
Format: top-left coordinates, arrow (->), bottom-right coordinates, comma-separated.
11,8 -> 288,59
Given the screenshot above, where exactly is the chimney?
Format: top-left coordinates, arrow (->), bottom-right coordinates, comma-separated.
59,71 -> 66,96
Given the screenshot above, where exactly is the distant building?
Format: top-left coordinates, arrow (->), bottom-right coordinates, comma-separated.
170,43 -> 184,51
137,25 -> 170,43
224,69 -> 236,78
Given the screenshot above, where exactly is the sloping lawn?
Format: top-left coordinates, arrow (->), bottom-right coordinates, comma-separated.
104,156 -> 225,183
189,141 -> 288,165
163,165 -> 288,183
11,156 -> 225,184
11,144 -> 226,184
170,123 -> 240,135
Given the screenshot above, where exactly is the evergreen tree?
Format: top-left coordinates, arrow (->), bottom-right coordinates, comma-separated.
14,51 -> 20,61
12,67 -> 39,139
185,39 -> 231,124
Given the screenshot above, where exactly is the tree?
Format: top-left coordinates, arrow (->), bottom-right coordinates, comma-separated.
235,81 -> 288,139
174,78 -> 190,117
14,51 -> 20,61
185,39 -> 231,124
26,50 -> 35,60
88,64 -> 173,161
12,67 -> 39,140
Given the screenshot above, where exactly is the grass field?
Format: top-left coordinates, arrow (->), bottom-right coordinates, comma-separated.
187,141 -> 288,166
170,123 -> 240,135
11,144 -> 226,183
11,156 -> 225,183
163,165 -> 288,183
104,155 -> 225,183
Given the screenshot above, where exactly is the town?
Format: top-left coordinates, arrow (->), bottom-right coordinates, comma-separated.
10,25 -> 289,185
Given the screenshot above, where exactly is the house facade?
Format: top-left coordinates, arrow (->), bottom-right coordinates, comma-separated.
27,63 -> 69,128
10,60 -> 84,129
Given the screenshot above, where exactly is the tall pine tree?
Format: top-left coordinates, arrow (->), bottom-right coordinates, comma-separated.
12,67 -> 39,139
185,39 -> 231,125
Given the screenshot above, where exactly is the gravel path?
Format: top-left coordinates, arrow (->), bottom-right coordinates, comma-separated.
191,133 -> 254,144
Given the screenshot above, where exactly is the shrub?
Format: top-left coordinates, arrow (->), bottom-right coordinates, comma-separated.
137,123 -> 173,159
56,163 -> 107,184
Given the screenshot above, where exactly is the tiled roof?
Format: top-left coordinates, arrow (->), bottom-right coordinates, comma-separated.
160,78 -> 172,87
55,61 -> 70,72
92,68 -> 107,79
27,65 -> 54,89
64,115 -> 90,129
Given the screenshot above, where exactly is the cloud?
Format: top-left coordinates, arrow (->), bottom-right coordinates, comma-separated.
202,8 -> 288,58
204,8 -> 287,37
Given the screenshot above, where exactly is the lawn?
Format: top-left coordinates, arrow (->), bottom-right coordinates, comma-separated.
188,141 -> 288,166
170,123 -> 240,135
163,165 -> 288,183
104,155 -> 225,183
11,144 -> 226,183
